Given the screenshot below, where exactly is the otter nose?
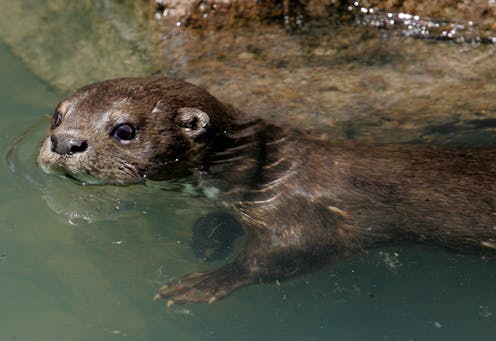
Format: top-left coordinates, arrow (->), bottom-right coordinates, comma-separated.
50,135 -> 88,155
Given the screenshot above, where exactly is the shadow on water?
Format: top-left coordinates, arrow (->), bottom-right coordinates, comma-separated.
0,1 -> 496,340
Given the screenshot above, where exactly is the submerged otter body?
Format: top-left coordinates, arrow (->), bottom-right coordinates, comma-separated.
37,77 -> 496,304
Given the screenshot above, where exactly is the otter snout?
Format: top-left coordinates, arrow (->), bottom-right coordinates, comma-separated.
50,134 -> 88,155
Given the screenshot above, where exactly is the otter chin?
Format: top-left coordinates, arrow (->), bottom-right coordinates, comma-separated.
38,77 -> 496,305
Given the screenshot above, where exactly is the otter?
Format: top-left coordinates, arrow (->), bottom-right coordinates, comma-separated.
37,77 -> 496,305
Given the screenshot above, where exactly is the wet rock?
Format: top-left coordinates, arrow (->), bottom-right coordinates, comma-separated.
154,0 -> 496,37
0,0 -> 162,93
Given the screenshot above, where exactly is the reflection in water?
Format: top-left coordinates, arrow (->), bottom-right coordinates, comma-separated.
1,1 -> 496,340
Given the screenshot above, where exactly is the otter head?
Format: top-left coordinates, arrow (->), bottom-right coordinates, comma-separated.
37,77 -> 231,185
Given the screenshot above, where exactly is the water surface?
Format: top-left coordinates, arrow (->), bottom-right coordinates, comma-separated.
1,2 -> 496,340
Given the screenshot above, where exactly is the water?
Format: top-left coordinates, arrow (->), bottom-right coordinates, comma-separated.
1,1 -> 496,340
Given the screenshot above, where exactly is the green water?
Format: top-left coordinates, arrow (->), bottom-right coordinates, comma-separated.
1,2 -> 496,340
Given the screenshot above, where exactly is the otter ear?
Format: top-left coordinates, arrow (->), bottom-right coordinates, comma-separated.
177,107 -> 210,139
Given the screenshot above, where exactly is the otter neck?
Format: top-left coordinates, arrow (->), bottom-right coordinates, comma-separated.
200,117 -> 293,203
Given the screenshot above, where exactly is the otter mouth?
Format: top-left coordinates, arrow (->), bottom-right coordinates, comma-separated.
61,171 -> 105,185
39,161 -> 102,185
39,160 -> 82,183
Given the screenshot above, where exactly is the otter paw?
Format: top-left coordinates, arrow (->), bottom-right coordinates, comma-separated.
191,212 -> 244,262
154,264 -> 249,305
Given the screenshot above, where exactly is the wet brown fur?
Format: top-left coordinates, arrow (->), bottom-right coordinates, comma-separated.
37,77 -> 496,304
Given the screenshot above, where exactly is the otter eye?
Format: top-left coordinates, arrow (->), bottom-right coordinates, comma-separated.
111,123 -> 136,143
51,111 -> 62,129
